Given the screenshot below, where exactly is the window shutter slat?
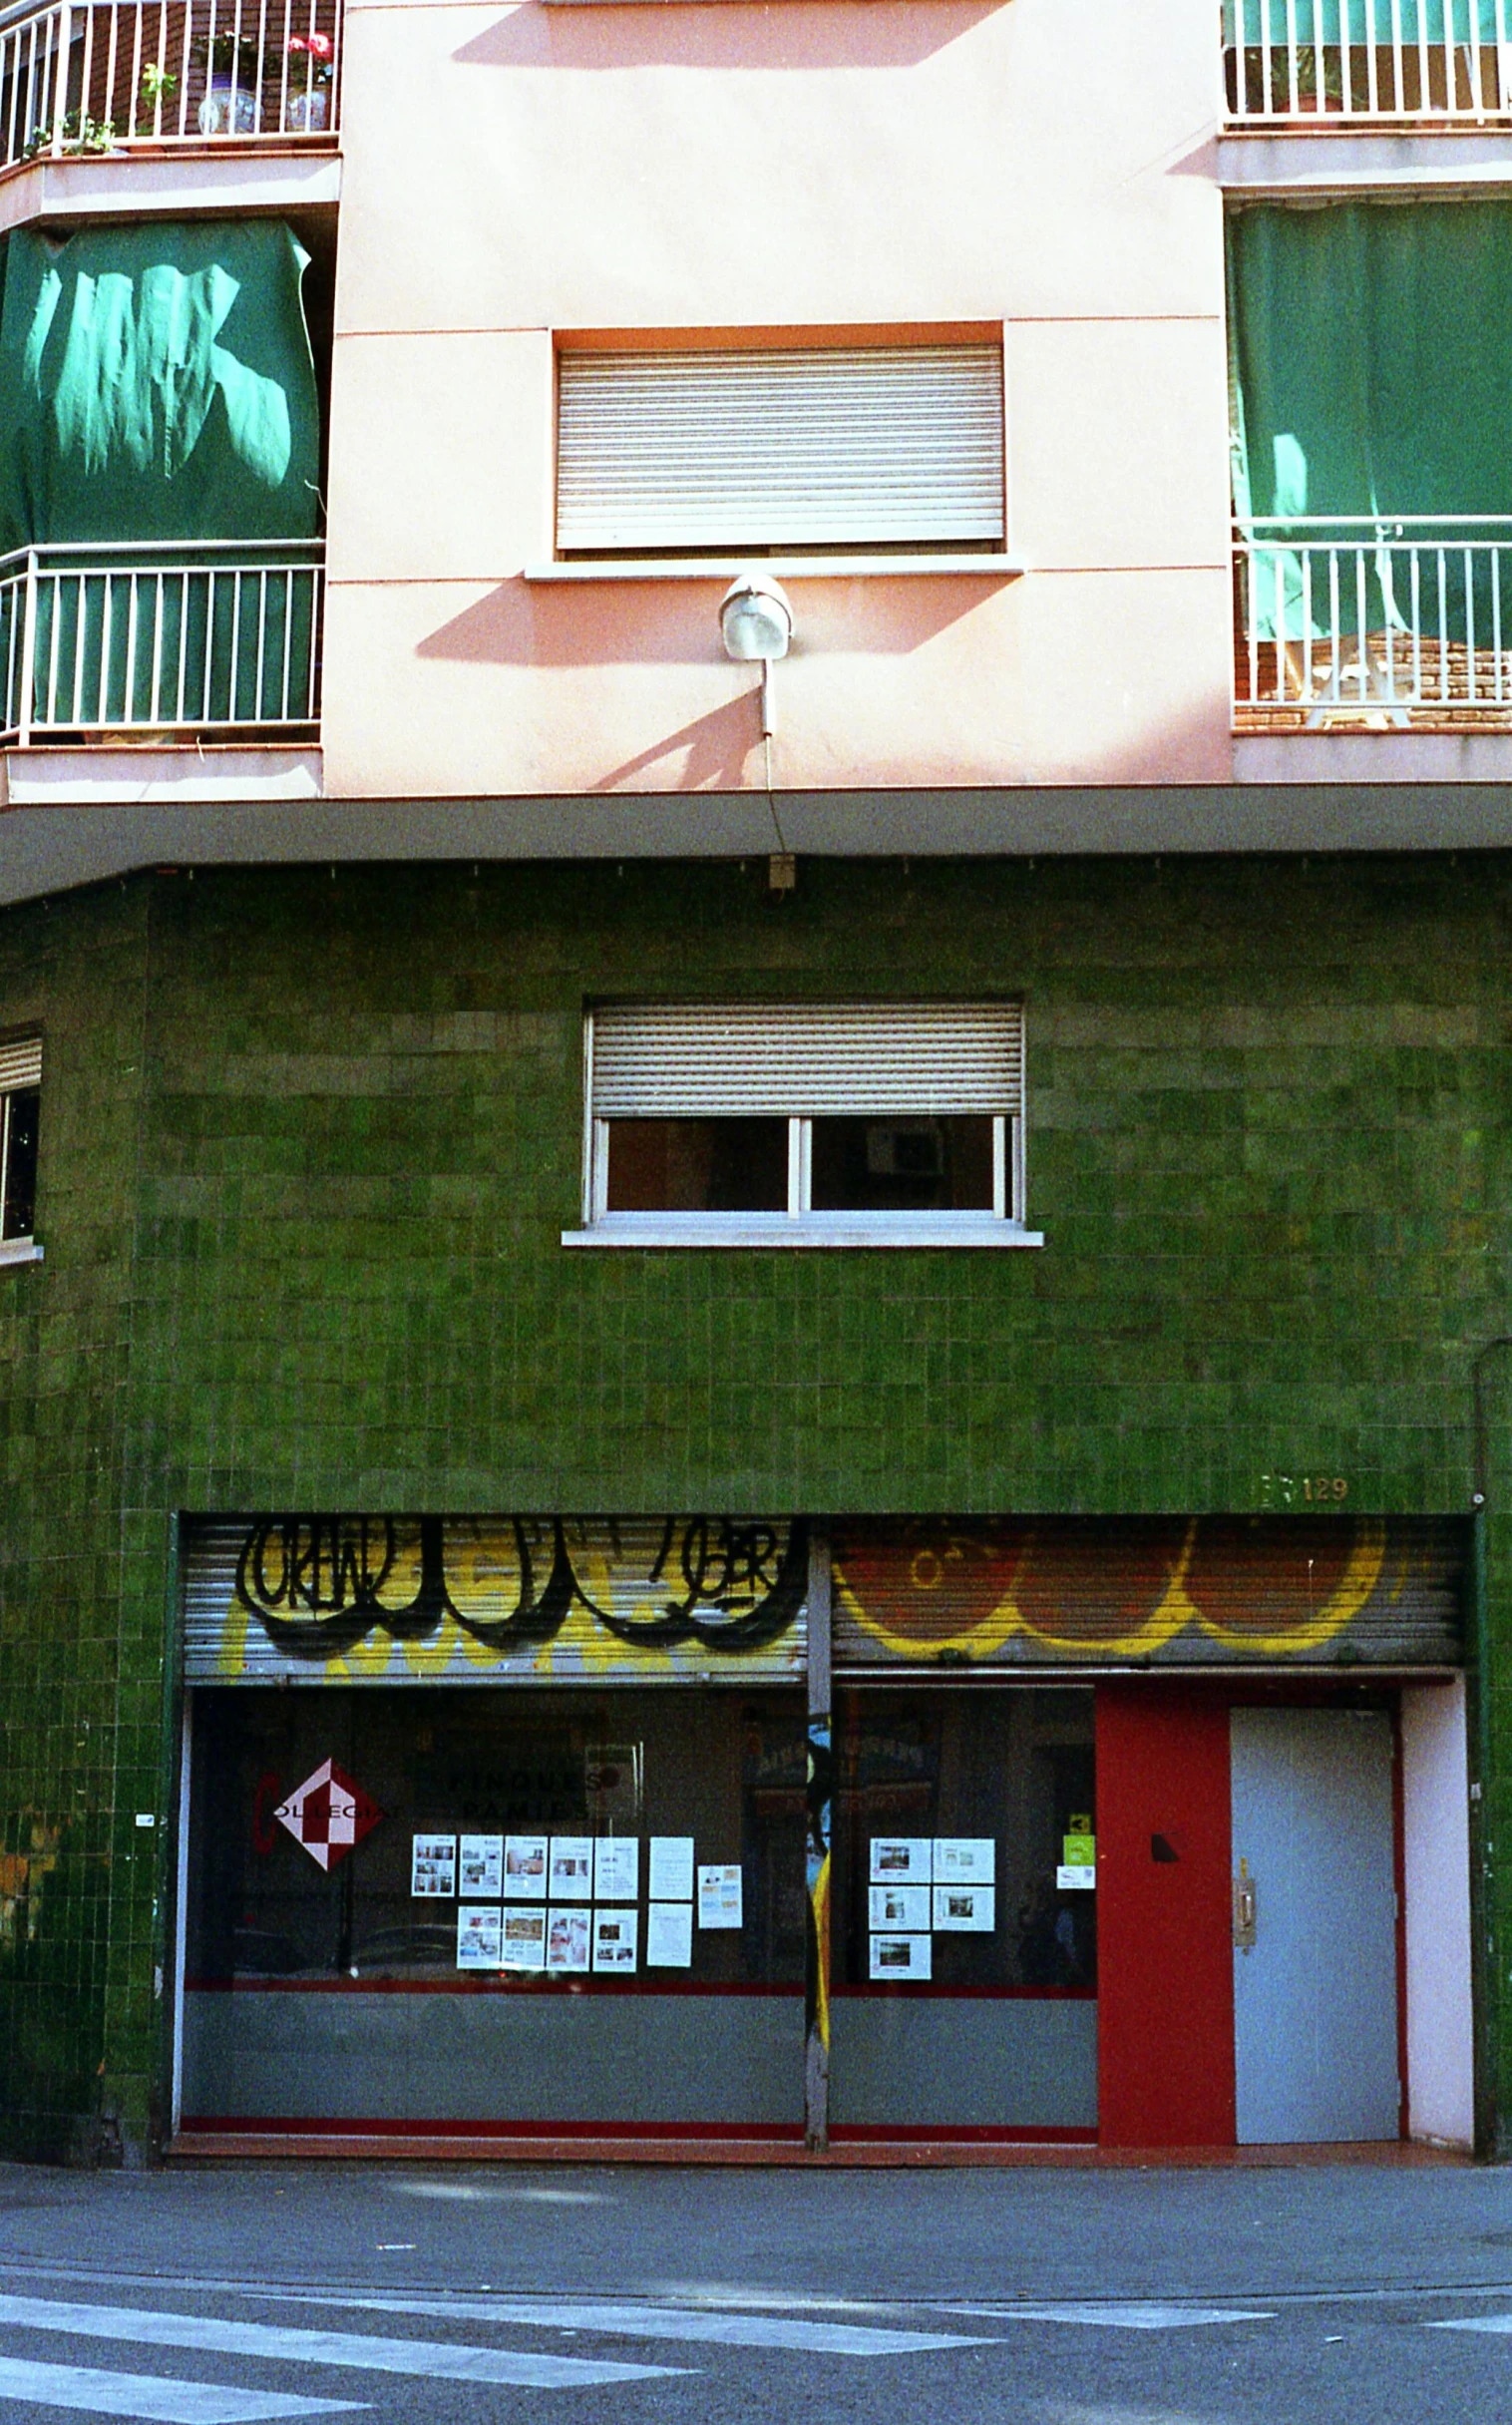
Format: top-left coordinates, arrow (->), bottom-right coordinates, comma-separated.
590,1005 -> 1022,1118
0,1037 -> 41,1092
557,346 -> 1005,551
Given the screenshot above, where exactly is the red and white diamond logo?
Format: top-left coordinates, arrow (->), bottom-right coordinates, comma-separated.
273,1759 -> 382,1871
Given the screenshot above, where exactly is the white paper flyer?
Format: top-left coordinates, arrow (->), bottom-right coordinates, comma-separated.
546,1906 -> 590,1972
591,1908 -> 640,1972
869,1882 -> 931,1931
869,1837 -> 932,1884
933,1881 -> 995,1932
456,1905 -> 503,1968
648,1835 -> 695,1902
503,1834 -> 549,1899
869,1931 -> 933,1981
411,1834 -> 457,1897
549,1836 -> 594,1901
458,1834 -> 504,1897
593,1837 -> 639,1903
697,1863 -> 743,1928
645,1902 -> 694,1967
933,1836 -> 995,1884
501,1908 -> 547,1971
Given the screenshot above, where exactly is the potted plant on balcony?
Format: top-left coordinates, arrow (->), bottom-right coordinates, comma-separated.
136,62 -> 180,134
1293,44 -> 1348,107
283,31 -> 334,132
22,109 -> 119,158
192,28 -> 261,135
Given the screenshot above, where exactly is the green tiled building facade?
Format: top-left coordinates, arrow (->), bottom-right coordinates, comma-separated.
0,852 -> 1504,2161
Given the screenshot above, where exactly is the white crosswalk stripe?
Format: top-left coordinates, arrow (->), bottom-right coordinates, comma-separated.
0,2354 -> 364,2423
0,2294 -> 684,2389
941,2302 -> 1275,2330
286,2292 -> 994,2357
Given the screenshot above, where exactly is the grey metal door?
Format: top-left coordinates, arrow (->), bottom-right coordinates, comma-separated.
1231,1708 -> 1399,2145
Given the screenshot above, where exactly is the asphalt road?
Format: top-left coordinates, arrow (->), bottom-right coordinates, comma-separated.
4,2158 -> 1512,2422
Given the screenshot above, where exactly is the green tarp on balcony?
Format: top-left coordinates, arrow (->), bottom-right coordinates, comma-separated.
0,219 -> 320,728
1227,202 -> 1512,640
1224,0 -> 1499,43
0,218 -> 319,550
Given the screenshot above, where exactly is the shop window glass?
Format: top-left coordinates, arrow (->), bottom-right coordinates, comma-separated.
833,1687 -> 1097,1992
186,1687 -> 807,1991
826,1687 -> 1097,2137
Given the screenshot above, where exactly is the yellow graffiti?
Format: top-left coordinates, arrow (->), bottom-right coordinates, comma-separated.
1001,1523 -> 1198,1659
216,1592 -> 251,1679
840,1519 -> 1387,1663
834,1535 -> 1025,1662
813,1851 -> 831,2056
1174,1520 -> 1386,1654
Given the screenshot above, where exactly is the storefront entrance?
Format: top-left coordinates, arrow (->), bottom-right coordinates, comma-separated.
170,1511 -> 1471,2155
1231,1707 -> 1399,2145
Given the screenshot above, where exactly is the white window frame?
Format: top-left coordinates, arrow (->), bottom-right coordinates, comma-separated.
0,1034 -> 43,1267
565,1004 -> 1042,1251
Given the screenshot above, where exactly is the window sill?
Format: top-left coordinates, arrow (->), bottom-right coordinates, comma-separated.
0,1237 -> 42,1267
525,554 -> 1027,583
562,1215 -> 1043,1249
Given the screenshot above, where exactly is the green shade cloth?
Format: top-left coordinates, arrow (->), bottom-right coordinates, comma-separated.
0,219 -> 319,554
1226,0 -> 1499,45
2,554 -> 320,729
1228,202 -> 1512,639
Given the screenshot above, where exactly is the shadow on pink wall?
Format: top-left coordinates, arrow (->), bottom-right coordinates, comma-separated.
416,574 -> 1010,668
590,696 -> 762,790
452,0 -> 1006,75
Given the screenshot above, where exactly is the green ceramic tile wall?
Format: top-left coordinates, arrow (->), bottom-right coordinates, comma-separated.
1,850 -> 1509,2158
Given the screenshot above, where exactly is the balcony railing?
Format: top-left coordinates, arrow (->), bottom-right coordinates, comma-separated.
1225,0 -> 1512,120
1234,516 -> 1512,728
0,0 -> 339,167
0,541 -> 323,743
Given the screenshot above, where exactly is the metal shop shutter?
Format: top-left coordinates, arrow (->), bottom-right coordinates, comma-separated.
0,1037 -> 41,1091
832,1516 -> 1466,1674
183,1515 -> 808,1686
588,1003 -> 1024,1120
556,345 -> 1005,552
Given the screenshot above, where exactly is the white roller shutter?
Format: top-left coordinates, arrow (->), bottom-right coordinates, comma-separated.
0,1037 -> 41,1092
589,1004 -> 1022,1118
557,345 -> 1005,552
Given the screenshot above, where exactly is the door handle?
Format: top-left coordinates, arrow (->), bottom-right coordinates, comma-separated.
1233,1858 -> 1257,1953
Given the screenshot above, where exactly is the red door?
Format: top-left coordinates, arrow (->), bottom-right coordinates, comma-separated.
1096,1685 -> 1236,2148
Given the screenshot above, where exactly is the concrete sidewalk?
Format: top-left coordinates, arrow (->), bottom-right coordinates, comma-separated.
0,2154 -> 1507,2307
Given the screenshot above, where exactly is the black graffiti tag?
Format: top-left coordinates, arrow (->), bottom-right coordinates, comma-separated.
234,1514 -> 805,1660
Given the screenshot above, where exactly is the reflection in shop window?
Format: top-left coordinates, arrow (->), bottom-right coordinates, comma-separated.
187,1688 -> 807,1991
834,1688 -> 1096,1992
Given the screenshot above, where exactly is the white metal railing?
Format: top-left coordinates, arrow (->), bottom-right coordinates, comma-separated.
1234,515 -> 1512,722
1225,0 -> 1512,118
0,541 -> 323,743
0,0 -> 339,164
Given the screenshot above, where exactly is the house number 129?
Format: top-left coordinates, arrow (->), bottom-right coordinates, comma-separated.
1261,1473 -> 1348,1507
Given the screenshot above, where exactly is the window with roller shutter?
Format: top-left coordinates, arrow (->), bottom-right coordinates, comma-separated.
555,343 -> 1006,558
565,1001 -> 1040,1249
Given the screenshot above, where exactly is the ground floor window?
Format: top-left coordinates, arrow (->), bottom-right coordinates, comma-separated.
827,1686 -> 1098,2140
182,1687 -> 807,2133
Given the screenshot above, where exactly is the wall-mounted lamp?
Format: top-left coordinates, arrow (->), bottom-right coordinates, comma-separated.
720,572 -> 793,738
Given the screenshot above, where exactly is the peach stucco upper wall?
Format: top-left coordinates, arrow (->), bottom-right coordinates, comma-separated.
322,0 -> 1233,797
334,0 -> 1222,330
